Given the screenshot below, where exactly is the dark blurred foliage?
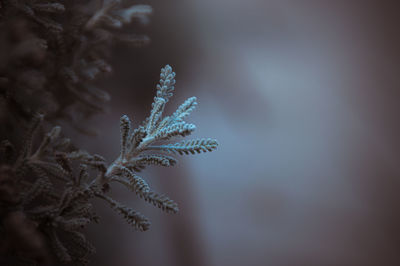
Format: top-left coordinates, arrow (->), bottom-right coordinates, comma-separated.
0,0 -> 188,265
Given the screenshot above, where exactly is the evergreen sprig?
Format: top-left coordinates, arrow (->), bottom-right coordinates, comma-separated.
0,65 -> 218,265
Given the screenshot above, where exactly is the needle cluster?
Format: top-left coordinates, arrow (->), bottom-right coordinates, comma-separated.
0,65 -> 218,265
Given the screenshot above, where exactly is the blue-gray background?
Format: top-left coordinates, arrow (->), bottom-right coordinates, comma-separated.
72,1 -> 400,265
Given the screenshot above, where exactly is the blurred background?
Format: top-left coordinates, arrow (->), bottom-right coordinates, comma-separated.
73,1 -> 400,265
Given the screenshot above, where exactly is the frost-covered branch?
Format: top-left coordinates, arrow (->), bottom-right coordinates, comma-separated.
0,65 -> 218,265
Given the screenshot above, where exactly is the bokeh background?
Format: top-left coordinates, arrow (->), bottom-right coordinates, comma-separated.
73,1 -> 400,265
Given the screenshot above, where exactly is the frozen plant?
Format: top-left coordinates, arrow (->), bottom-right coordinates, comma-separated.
0,65 -> 218,265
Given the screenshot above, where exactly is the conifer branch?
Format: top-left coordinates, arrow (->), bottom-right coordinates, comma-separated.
0,64 -> 218,265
